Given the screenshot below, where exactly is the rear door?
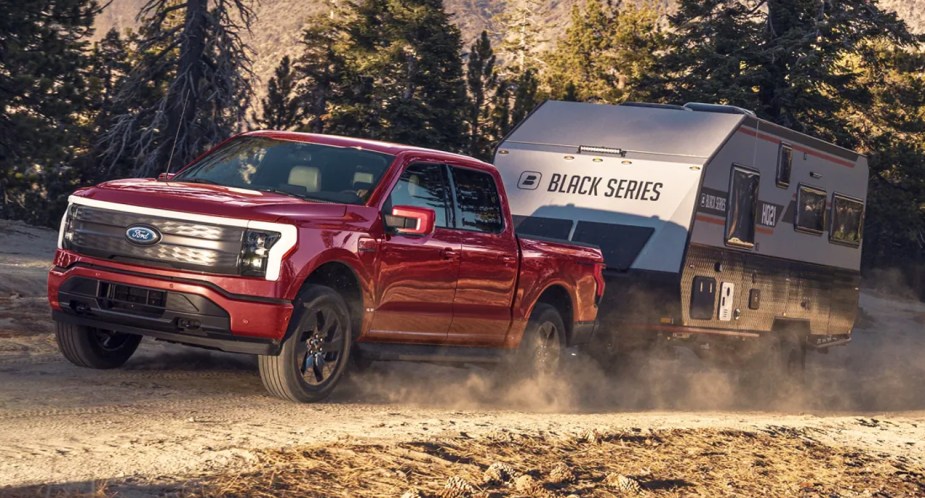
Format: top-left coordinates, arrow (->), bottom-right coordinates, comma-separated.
446,166 -> 518,346
368,163 -> 461,343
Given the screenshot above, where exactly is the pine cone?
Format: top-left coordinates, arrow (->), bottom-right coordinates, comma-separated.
440,476 -> 476,498
483,462 -> 518,485
547,461 -> 576,484
605,473 -> 643,494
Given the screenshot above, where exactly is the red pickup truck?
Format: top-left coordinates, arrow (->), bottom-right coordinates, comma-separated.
48,132 -> 605,402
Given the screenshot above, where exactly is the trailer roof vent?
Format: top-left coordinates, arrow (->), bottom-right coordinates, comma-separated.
683,102 -> 757,117
620,102 -> 690,111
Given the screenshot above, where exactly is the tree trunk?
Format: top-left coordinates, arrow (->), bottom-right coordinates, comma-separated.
163,0 -> 207,173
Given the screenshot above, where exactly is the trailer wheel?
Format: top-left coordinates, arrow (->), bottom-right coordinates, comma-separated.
510,303 -> 566,378
258,285 -> 352,402
741,333 -> 806,397
776,335 -> 806,384
55,322 -> 141,369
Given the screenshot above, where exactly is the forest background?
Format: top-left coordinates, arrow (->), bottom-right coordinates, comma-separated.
1,0 -> 923,292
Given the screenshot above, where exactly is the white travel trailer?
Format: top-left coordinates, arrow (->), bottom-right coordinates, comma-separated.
494,101 -> 868,368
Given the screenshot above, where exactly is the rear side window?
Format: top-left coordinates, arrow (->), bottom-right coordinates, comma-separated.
451,167 -> 504,233
777,143 -> 792,187
795,185 -> 826,234
725,165 -> 760,248
830,194 -> 864,246
386,163 -> 451,228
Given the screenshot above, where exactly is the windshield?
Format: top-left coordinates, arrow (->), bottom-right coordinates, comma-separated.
173,137 -> 395,205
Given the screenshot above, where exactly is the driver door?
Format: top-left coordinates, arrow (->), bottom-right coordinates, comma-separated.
367,163 -> 462,343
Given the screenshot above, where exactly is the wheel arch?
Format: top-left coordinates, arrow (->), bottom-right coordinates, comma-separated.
531,283 -> 575,342
293,260 -> 367,341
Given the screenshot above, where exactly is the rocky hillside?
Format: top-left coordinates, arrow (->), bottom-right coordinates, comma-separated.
94,0 -> 924,93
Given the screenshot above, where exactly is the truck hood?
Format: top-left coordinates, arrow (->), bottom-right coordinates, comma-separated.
71,178 -> 349,223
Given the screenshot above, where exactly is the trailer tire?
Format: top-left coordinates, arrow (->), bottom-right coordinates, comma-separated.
55,322 -> 141,369
258,285 -> 352,402
741,333 -> 806,398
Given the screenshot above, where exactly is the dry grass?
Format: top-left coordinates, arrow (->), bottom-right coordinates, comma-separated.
10,427 -> 916,498
179,428 -> 924,497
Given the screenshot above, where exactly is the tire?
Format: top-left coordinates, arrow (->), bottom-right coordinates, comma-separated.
55,322 -> 141,369
740,333 -> 806,397
258,285 -> 352,402
507,303 -> 567,378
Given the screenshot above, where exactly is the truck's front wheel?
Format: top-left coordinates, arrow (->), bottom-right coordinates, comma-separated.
259,285 -> 352,402
55,322 -> 141,369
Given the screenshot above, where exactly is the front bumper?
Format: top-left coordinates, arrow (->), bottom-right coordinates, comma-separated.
48,258 -> 294,355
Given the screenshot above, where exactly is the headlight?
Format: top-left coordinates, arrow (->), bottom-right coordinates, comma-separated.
239,229 -> 281,277
60,204 -> 78,249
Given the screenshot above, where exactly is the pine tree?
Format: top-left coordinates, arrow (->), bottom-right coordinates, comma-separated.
295,15 -> 347,134
254,56 -> 302,130
465,31 -> 499,159
509,68 -> 540,128
314,0 -> 468,152
493,0 -> 548,76
544,0 -> 618,102
0,0 -> 98,225
99,0 -> 256,177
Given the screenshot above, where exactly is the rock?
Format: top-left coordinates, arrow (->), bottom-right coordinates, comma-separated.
547,461 -> 576,484
483,462 -> 518,485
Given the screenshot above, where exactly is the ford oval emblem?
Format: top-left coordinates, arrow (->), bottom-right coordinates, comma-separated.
125,225 -> 161,245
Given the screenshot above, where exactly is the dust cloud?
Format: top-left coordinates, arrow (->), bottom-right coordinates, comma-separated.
337,288 -> 925,414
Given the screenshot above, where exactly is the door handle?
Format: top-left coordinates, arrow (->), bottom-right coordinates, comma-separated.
501,256 -> 517,265
441,247 -> 457,259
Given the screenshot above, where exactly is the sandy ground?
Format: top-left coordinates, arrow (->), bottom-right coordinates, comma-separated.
0,219 -> 924,496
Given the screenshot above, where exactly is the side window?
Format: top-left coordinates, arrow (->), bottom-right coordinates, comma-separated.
386,163 -> 451,228
450,167 -> 504,233
830,194 -> 864,246
795,185 -> 826,234
725,165 -> 760,248
777,143 -> 792,187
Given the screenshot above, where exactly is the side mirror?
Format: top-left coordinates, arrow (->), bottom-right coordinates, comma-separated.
385,205 -> 436,236
157,172 -> 177,182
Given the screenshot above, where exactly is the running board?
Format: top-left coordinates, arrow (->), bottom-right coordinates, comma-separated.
354,343 -> 506,364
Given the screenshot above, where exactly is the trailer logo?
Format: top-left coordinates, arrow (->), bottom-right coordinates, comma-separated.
546,173 -> 662,201
699,188 -> 727,217
517,171 -> 542,190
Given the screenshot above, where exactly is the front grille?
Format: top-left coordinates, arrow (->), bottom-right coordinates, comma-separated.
66,205 -> 244,274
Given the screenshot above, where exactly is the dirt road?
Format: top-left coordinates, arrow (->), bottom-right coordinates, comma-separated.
1,219 -> 924,496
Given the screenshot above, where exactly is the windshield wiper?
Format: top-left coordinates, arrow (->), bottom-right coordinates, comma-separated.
256,187 -> 309,200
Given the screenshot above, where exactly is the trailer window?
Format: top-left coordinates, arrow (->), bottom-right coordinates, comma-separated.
830,194 -> 864,246
777,144 -> 792,187
450,167 -> 504,233
795,185 -> 826,234
725,166 -> 760,248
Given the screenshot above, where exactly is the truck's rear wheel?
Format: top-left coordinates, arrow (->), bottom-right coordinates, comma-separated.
259,285 -> 352,402
55,322 -> 141,369
511,303 -> 566,377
